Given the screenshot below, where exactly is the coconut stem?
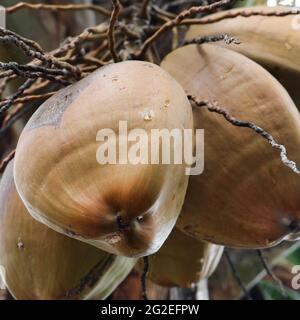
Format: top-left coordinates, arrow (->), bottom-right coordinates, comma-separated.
257,250 -> 286,296
181,7 -> 300,26
224,249 -> 252,300
139,0 -> 152,19
182,33 -> 240,47
108,0 -> 121,63
188,94 -> 300,175
6,2 -> 111,17
136,0 -> 235,57
141,256 -> 149,300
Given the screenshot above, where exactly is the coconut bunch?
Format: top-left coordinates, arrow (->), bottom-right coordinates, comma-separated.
0,1 -> 300,300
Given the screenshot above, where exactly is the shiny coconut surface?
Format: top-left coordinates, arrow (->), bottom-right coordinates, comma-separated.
162,44 -> 300,248
0,161 -> 136,300
186,6 -> 300,110
14,61 -> 193,257
138,227 -> 223,288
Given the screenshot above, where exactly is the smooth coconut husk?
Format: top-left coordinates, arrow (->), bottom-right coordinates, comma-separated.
14,61 -> 193,258
186,6 -> 300,109
138,228 -> 223,288
0,161 -> 136,300
161,44 -> 300,248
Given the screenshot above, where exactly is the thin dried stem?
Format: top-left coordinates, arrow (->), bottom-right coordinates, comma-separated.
0,62 -> 69,78
0,23 -> 108,131
2,92 -> 54,109
0,71 -> 14,80
108,0 -> 121,62
82,56 -> 107,67
0,79 -> 36,116
141,256 -> 149,300
0,77 -> 12,97
257,250 -> 286,296
0,63 -> 70,87
0,90 -> 52,132
22,78 -> 50,96
181,7 -> 300,26
188,94 -> 300,174
65,256 -> 115,298
165,0 -> 204,9
1,104 -> 31,136
224,249 -> 252,300
6,2 -> 111,16
152,5 -> 176,19
0,27 -> 43,53
0,28 -> 80,79
182,33 -> 240,46
139,0 -> 152,19
0,149 -> 15,174
136,0 -> 235,57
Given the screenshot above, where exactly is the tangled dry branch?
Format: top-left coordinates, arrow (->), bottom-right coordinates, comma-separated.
108,0 -> 121,62
5,2 -> 111,16
135,0 -> 236,57
0,1 -> 299,300
0,1 -> 300,186
182,33 -> 240,46
181,6 -> 300,25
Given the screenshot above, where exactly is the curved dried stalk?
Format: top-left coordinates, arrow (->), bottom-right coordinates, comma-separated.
0,149 -> 15,174
181,6 -> 300,26
1,0 -> 300,228
135,0 -> 235,57
107,0 -> 121,62
188,94 -> 300,174
6,2 -> 111,16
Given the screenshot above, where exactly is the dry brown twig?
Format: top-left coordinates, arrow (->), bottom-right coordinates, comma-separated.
2,92 -> 55,107
224,249 -> 252,300
188,94 -> 300,174
136,0 -> 235,57
182,33 -> 240,46
6,2 -> 111,16
0,149 -> 15,174
0,26 -> 105,122
0,23 -> 109,117
181,6 -> 300,26
2,0 -> 299,182
257,250 -> 286,296
139,0 -> 152,19
0,28 -> 80,79
107,0 -> 121,63
0,79 -> 36,116
0,27 -> 43,52
152,5 -> 176,19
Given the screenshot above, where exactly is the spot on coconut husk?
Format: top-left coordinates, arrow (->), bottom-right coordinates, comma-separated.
143,63 -> 154,68
141,109 -> 154,121
284,42 -> 292,51
17,238 -> 24,250
105,233 -> 121,245
163,99 -> 170,109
